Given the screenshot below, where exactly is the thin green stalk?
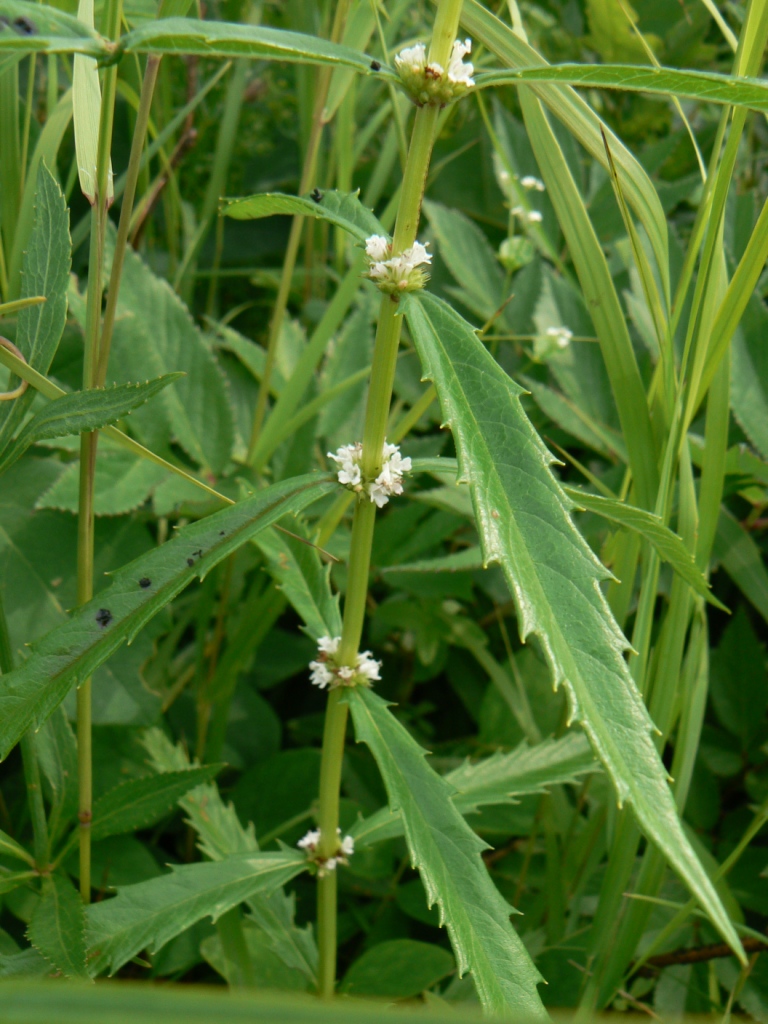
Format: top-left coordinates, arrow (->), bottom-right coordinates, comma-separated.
76,0 -> 123,904
248,0 -> 352,459
314,0 -> 464,997
96,54 -> 161,387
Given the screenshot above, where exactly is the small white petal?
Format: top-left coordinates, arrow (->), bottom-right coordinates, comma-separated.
317,636 -> 341,655
395,42 -> 426,71
341,835 -> 355,857
527,210 -> 543,223
521,175 -> 545,191
298,829 -> 321,850
365,234 -> 390,260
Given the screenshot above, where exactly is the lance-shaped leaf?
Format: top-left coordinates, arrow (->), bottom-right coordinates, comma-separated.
86,851 -> 307,975
90,766 -> 222,842
256,524 -> 341,640
403,290 -> 743,961
347,687 -> 547,1019
0,375 -> 183,475
564,487 -> 725,608
0,829 -> 35,867
224,190 -> 386,244
27,875 -> 89,981
0,473 -> 335,758
121,19 -> 395,79
351,731 -> 597,849
475,65 -> 768,114
0,0 -> 109,56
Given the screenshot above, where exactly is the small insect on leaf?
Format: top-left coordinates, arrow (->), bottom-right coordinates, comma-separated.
310,188 -> 322,203
138,577 -> 152,589
370,60 -> 381,71
95,609 -> 112,628
12,16 -> 36,34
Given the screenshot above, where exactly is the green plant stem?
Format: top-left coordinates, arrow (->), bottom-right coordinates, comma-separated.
248,0 -> 352,460
76,0 -> 123,905
96,54 -> 161,387
313,0 -> 464,998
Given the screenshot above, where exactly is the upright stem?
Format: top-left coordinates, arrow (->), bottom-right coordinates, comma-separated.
248,0 -> 351,459
76,0 -> 122,903
314,0 -> 464,997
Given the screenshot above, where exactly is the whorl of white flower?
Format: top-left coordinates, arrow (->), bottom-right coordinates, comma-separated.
521,175 -> 546,192
297,827 -> 355,876
512,206 -> 543,225
546,326 -> 573,349
446,38 -> 474,86
328,439 -> 411,505
328,442 -> 363,487
394,37 -> 474,106
364,235 -> 432,296
309,635 -> 382,690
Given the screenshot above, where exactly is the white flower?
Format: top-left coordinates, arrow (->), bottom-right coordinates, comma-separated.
337,666 -> 356,681
340,835 -> 355,858
309,660 -> 334,689
546,326 -> 573,349
402,241 -> 432,268
356,650 -> 382,682
365,235 -> 390,261
298,829 -> 320,851
447,38 -> 474,86
521,175 -> 545,192
395,42 -> 427,73
317,635 -> 340,655
329,440 -> 411,506
328,442 -> 363,488
512,206 -> 543,225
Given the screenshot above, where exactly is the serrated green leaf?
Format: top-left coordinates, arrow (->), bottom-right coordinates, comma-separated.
86,851 -> 307,975
381,546 -> 484,575
0,0 -> 108,56
476,64 -> 768,114
446,732 -> 598,815
142,729 -> 318,985
403,289 -> 742,959
564,487 -> 724,608
346,687 -> 546,1018
224,190 -> 385,244
351,732 -> 597,849
108,232 -> 234,474
340,939 -> 454,999
0,163 -> 70,453
0,473 -> 334,758
35,447 -> 170,516
91,766 -> 223,842
27,875 -> 89,980
522,375 -> 628,462
0,376 -> 182,475
714,506 -> 768,626
35,708 -> 78,845
121,19 -> 394,77
256,524 -> 341,640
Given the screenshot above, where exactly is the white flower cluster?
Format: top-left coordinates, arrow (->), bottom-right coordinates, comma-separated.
512,206 -> 543,224
395,37 -> 474,105
546,326 -> 573,349
364,234 -> 431,296
298,827 -> 355,876
309,635 -> 382,690
328,439 -> 412,507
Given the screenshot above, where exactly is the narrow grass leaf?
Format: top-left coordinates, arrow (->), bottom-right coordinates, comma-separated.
121,19 -> 394,79
27,875 -> 89,980
714,507 -> 768,626
403,290 -> 743,959
72,0 -> 111,203
565,487 -> 724,607
476,65 -> 768,114
91,766 -> 222,841
0,474 -> 335,758
0,375 -> 183,475
0,0 -> 108,57
347,687 -> 547,1019
223,190 -> 385,244
518,88 -> 658,509
0,829 -> 34,866
86,851 -> 307,975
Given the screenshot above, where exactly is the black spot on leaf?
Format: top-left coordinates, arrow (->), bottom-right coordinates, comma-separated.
310,188 -> 322,203
13,16 -> 36,34
186,558 -> 195,567
370,60 -> 381,71
95,608 -> 113,628
139,577 -> 152,589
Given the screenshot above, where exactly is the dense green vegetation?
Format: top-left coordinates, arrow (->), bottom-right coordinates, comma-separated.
0,0 -> 767,1019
